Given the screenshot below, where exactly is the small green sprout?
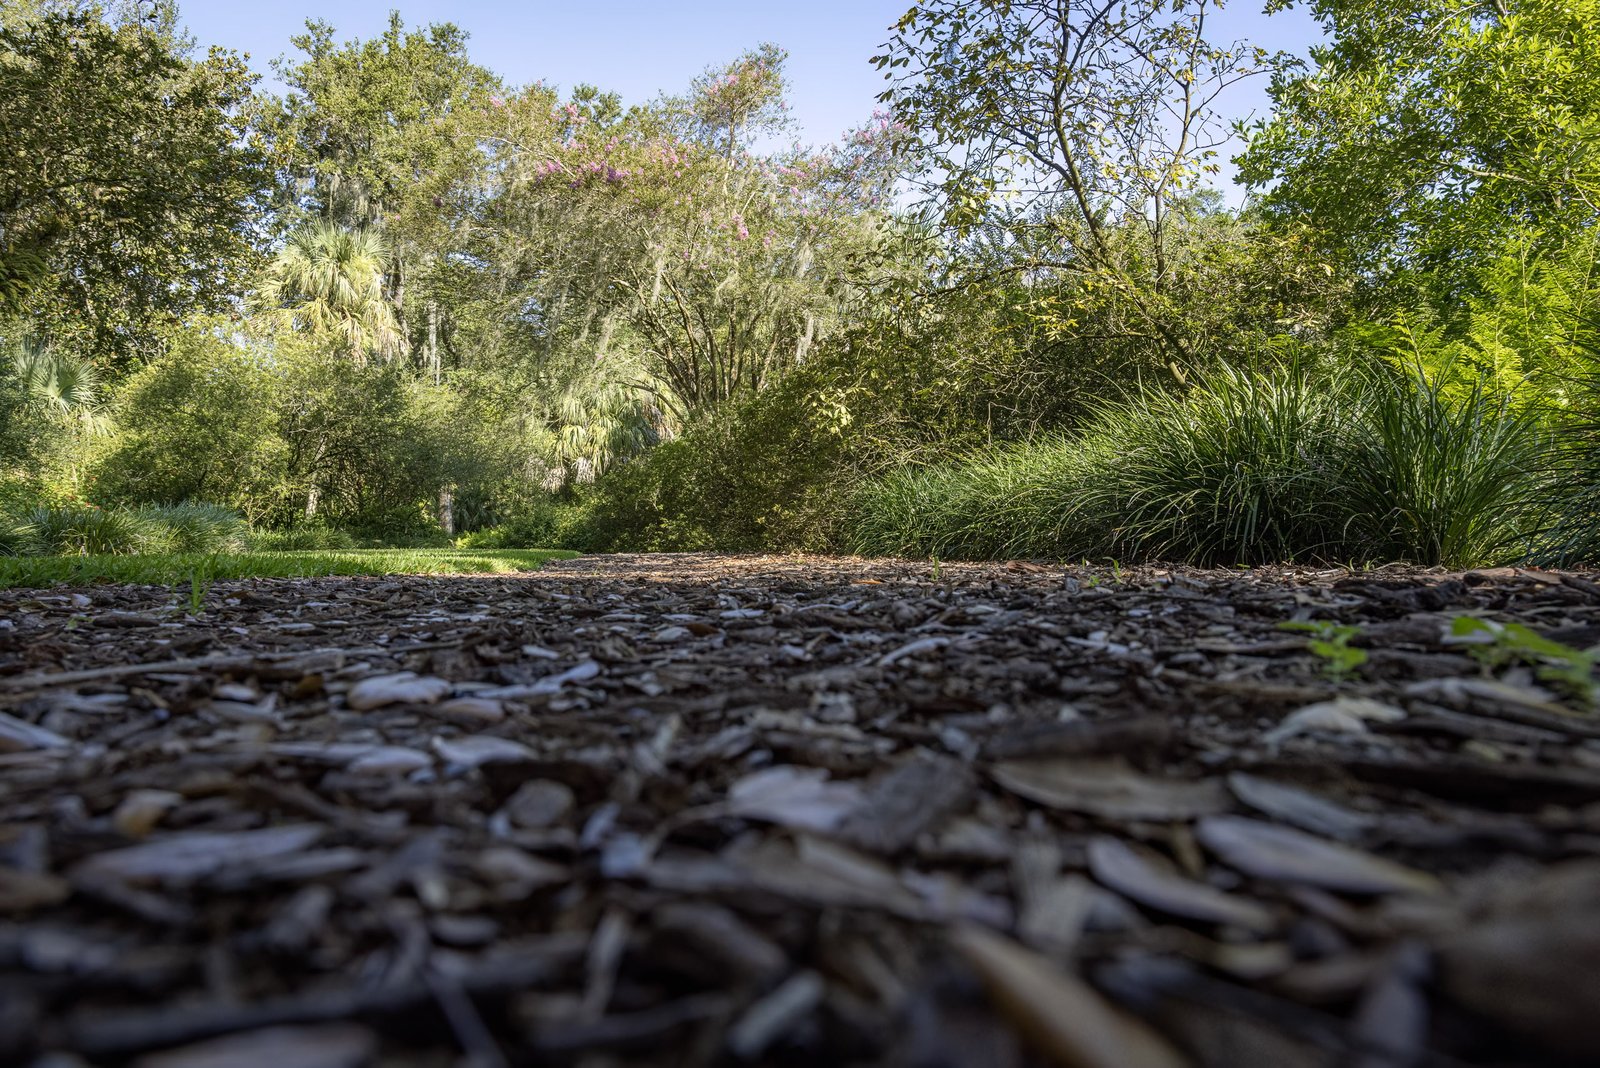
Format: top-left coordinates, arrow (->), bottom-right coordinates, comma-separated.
1449,616 -> 1597,707
185,552 -> 221,616
1278,620 -> 1368,681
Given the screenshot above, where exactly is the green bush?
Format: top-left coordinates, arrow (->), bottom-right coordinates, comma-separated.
90,320 -> 290,522
247,525 -> 357,551
17,503 -> 156,556
1344,371 -> 1548,566
8,501 -> 257,557
575,377 -> 853,553
455,497 -> 589,549
1075,361 -> 1359,564
0,514 -> 27,557
849,359 -> 1545,567
1529,324 -> 1600,566
134,503 -> 251,554
850,442 -> 1102,560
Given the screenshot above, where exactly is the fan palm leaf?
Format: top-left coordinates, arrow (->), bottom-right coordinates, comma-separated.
263,222 -> 402,362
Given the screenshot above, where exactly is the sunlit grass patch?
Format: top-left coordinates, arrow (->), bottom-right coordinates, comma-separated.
0,548 -> 579,589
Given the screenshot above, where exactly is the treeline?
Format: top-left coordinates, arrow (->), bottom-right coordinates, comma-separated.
2,0 -> 1598,566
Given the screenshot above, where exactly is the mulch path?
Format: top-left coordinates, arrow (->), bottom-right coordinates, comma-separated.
3,553 -> 1600,1067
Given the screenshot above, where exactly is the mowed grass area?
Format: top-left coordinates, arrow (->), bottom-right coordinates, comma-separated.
0,548 -> 580,590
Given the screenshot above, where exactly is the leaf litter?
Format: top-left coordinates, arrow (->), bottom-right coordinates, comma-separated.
2,553 -> 1599,1065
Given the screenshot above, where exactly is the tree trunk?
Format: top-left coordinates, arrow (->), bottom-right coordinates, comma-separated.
426,299 -> 441,384
305,481 -> 321,521
437,485 -> 454,536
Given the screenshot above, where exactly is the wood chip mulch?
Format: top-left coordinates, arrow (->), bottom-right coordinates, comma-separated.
3,552 -> 1600,1068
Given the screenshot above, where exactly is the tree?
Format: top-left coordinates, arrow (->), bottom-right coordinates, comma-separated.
0,8 -> 269,366
262,13 -> 503,366
468,51 -> 902,462
1238,0 -> 1600,284
262,223 -> 401,363
90,321 -> 289,520
877,0 -> 1273,367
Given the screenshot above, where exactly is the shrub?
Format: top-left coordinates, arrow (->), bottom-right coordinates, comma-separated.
575,379 -> 853,553
849,442 -> 1102,560
247,525 -> 357,551
1075,361 -> 1359,564
17,503 -> 155,556
1527,324 -> 1600,566
848,358 -> 1546,567
455,497 -> 589,549
134,503 -> 251,554
0,515 -> 26,557
1344,369 -> 1548,567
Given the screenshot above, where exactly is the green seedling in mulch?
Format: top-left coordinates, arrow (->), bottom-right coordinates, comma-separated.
1278,620 -> 1368,681
1449,616 -> 1597,708
186,555 -> 219,616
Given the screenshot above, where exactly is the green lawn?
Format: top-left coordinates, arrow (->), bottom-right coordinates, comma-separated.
0,548 -> 580,589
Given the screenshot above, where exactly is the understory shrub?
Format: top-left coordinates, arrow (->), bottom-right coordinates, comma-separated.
850,360 -> 1549,567
848,442 -> 1102,560
574,379 -> 853,553
16,503 -> 156,556
1531,326 -> 1600,566
1074,361 -> 1357,564
0,515 -> 27,556
246,525 -> 357,551
134,503 -> 251,554
455,497 -> 591,549
1344,372 -> 1549,566
10,501 -> 254,557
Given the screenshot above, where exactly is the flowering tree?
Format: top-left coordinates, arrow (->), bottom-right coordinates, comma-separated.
458,51 -> 905,484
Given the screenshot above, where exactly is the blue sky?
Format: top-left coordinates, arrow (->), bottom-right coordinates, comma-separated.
179,0 -> 1321,189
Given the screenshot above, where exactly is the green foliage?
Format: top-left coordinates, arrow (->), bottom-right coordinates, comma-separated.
264,13 -> 502,242
0,8 -> 269,366
92,320 -> 506,537
9,337 -> 102,416
260,223 -> 400,361
133,503 -> 250,555
848,358 -> 1546,567
0,513 -> 29,557
575,371 -> 857,553
16,503 -> 153,555
1342,367 -> 1548,567
1278,621 -> 1369,681
1240,0 -> 1600,282
1074,360 -> 1357,564
10,500 -> 250,557
1451,616 -> 1598,707
246,525 -> 356,551
90,320 -> 287,519
880,0 -> 1281,367
848,442 -> 1100,561
455,498 -> 589,550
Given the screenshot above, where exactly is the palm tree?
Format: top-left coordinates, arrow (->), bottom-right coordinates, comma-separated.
11,337 -> 106,428
262,222 -> 401,363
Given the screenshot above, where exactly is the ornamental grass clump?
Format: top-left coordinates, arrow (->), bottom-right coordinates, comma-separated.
847,359 -> 1546,567
1343,368 -> 1549,567
1073,361 -> 1357,565
17,503 -> 155,556
849,441 -> 1104,560
135,503 -> 251,554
